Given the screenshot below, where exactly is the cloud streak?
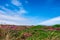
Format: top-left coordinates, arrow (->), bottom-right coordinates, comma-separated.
0,13 -> 27,21
0,19 -> 20,25
39,16 -> 60,25
11,0 -> 22,6
0,0 -> 29,25
0,0 -> 41,25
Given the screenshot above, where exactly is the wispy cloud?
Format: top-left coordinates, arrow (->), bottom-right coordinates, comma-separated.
0,11 -> 39,25
0,0 -> 28,25
0,6 -> 36,25
0,0 -> 40,25
0,13 -> 27,21
16,7 -> 27,15
11,0 -> 22,6
0,6 -> 15,15
1,5 -> 27,15
0,13 -> 38,25
0,19 -> 20,25
39,16 -> 60,25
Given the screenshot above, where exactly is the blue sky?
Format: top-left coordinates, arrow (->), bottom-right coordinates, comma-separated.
0,0 -> 60,25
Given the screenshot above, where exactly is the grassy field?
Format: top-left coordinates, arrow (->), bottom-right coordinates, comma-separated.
0,24 -> 60,40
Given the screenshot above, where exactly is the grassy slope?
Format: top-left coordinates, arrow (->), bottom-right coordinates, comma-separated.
25,26 -> 60,40
0,25 -> 60,40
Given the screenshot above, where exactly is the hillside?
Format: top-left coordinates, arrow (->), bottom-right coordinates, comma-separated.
0,24 -> 60,40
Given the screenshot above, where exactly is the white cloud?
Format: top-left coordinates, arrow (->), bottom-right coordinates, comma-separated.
0,20 -> 20,25
11,0 -> 27,14
0,12 -> 28,25
0,14 -> 27,21
0,0 -> 38,25
0,5 -> 27,15
0,10 -> 7,15
2,0 -> 28,15
0,6 -> 16,15
17,7 -> 27,14
0,10 -> 37,25
11,0 -> 22,6
0,6 -> 28,25
39,16 -> 60,25
0,0 -> 29,25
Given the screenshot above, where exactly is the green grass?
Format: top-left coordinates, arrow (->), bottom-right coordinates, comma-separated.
25,26 -> 60,40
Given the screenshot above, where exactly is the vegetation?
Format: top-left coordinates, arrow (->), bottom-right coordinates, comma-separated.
0,24 -> 60,40
53,24 -> 60,28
